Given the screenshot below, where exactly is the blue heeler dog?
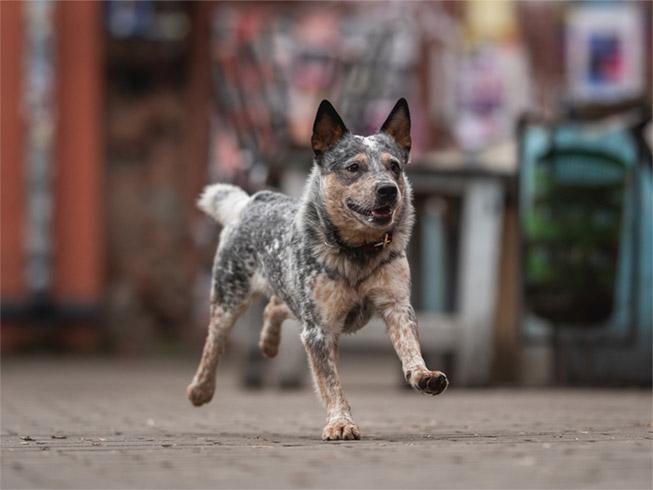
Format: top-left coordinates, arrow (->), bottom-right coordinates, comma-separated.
188,98 -> 448,440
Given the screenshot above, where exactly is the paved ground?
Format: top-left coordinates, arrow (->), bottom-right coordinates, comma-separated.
1,357 -> 651,489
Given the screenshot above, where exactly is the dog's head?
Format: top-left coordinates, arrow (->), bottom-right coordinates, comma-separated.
311,99 -> 412,243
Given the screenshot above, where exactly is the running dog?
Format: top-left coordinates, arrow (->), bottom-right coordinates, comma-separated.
188,98 -> 448,441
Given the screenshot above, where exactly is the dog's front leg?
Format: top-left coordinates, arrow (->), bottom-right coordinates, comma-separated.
381,302 -> 448,396
301,327 -> 360,441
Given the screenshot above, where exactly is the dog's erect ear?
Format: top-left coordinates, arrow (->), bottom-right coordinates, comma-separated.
311,100 -> 348,157
380,98 -> 411,153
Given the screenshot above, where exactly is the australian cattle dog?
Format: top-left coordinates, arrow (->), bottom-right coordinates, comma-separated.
188,98 -> 448,440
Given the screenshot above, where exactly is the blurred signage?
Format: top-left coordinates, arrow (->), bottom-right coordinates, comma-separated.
566,3 -> 644,103
105,0 -> 189,41
452,0 -> 529,152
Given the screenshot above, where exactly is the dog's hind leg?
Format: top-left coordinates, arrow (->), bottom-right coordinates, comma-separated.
187,301 -> 249,406
259,296 -> 289,358
186,228 -> 258,406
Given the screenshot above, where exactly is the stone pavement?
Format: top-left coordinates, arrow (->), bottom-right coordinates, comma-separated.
1,358 -> 651,489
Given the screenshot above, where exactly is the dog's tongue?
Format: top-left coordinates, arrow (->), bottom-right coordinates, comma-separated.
372,207 -> 392,218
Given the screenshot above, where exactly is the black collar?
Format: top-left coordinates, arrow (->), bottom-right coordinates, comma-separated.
326,231 -> 393,256
314,203 -> 394,260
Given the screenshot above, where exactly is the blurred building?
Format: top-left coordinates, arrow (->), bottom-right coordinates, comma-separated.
1,1 -> 651,385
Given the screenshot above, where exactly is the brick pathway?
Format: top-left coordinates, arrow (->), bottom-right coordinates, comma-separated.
1,358 -> 651,489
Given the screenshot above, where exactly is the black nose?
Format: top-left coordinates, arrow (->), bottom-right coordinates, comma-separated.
377,184 -> 398,201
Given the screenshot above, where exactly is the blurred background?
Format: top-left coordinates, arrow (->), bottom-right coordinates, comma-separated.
1,0 -> 651,387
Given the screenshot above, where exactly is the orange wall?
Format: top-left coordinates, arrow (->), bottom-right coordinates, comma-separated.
1,2 -> 104,307
53,1 -> 104,303
0,1 -> 26,300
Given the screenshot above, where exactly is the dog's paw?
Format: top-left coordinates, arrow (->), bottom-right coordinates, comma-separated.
187,381 -> 214,406
408,370 -> 449,396
259,339 -> 279,358
322,419 -> 361,441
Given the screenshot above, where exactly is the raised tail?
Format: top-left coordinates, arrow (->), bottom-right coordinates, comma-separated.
197,183 -> 250,226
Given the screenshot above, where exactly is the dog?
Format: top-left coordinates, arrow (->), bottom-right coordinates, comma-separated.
187,98 -> 448,441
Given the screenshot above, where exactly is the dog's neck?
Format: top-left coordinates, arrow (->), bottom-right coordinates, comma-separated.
296,168 -> 415,283
321,216 -> 394,257
297,201 -> 404,284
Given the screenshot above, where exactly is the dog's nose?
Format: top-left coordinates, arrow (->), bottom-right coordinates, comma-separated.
376,184 -> 398,201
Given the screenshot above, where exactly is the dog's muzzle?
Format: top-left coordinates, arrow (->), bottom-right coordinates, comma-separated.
346,198 -> 396,226
376,183 -> 398,205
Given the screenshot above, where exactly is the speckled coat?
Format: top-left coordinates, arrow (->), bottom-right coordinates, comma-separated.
188,99 -> 448,441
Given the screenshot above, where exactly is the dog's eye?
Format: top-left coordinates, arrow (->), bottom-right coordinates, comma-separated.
346,163 -> 360,173
390,161 -> 401,174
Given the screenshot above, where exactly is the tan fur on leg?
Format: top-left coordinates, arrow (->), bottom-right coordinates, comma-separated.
259,296 -> 289,358
364,257 -> 448,396
301,329 -> 360,441
187,304 -> 243,406
382,303 -> 448,395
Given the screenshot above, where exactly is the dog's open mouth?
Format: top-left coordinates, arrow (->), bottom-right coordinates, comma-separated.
346,200 -> 394,225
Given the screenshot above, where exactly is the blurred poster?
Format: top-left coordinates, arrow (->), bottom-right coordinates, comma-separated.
286,11 -> 341,145
465,0 -> 518,44
453,46 -> 530,152
566,4 -> 644,103
208,3 -> 422,172
452,0 -> 529,151
105,0 -> 189,41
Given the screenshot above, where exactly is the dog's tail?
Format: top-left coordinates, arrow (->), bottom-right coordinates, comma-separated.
197,183 -> 250,226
